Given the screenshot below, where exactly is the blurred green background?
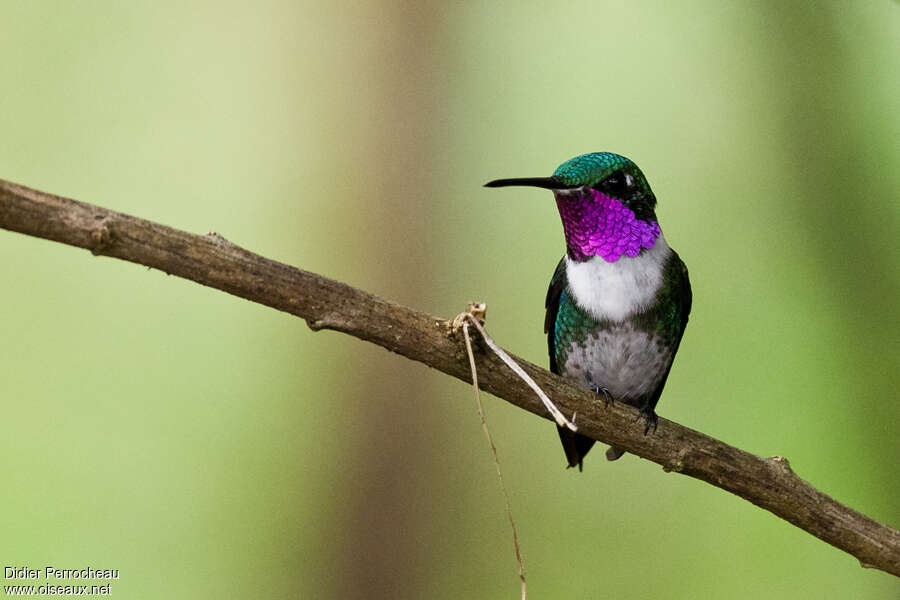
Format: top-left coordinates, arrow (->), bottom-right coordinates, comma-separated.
2,2 -> 898,598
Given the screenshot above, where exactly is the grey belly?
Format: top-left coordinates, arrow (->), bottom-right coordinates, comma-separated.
560,323 -> 673,402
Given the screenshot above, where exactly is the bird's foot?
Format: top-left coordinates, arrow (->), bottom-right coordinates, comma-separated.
636,406 -> 658,435
592,384 -> 613,407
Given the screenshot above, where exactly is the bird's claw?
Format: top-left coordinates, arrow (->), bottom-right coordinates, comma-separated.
592,384 -> 613,407
638,407 -> 658,435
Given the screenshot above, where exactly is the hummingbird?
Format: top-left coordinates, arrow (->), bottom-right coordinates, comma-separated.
485,152 -> 691,469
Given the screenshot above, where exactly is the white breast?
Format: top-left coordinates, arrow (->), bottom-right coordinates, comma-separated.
565,234 -> 671,322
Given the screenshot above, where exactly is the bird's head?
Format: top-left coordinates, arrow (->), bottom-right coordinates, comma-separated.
486,152 -> 661,263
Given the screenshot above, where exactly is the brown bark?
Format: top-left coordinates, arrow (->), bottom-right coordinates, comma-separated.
2,177 -> 899,577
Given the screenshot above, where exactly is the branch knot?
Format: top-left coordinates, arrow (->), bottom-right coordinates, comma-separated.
90,223 -> 113,255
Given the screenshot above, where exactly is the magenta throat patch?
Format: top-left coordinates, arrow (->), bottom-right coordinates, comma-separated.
556,188 -> 661,262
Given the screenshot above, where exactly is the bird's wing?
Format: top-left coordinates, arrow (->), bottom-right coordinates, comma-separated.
671,251 -> 692,350
545,257 -> 595,469
544,257 -> 567,375
647,250 -> 693,409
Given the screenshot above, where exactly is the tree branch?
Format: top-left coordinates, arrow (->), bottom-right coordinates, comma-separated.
2,177 -> 898,577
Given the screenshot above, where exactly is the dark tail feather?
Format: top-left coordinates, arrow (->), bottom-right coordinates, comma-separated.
605,446 -> 627,461
557,427 -> 596,471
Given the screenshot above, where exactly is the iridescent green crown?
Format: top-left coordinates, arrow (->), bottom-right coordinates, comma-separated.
553,152 -> 649,193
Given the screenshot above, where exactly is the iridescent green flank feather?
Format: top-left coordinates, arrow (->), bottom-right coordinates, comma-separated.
549,288 -> 597,373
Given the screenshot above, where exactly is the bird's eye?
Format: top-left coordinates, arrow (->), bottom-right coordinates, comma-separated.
600,171 -> 633,195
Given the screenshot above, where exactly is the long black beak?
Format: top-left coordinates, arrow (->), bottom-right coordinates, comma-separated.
484,176 -> 576,190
